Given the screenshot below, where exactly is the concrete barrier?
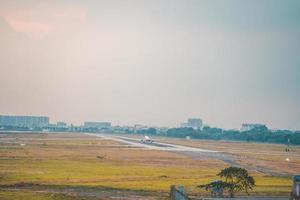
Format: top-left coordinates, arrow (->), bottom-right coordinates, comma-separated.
170,185 -> 191,200
291,175 -> 300,200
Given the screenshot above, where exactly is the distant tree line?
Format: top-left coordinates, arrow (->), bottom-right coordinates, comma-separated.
164,127 -> 300,145
136,128 -> 157,135
2,124 -> 299,145
132,126 -> 300,145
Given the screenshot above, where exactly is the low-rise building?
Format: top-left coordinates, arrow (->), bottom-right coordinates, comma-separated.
57,122 -> 67,128
0,115 -> 49,128
241,123 -> 268,132
84,121 -> 111,129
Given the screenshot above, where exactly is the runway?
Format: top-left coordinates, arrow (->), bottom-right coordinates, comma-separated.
84,133 -> 293,177
85,133 -> 218,153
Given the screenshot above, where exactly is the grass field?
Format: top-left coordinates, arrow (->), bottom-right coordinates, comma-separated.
156,136 -> 300,175
0,132 -> 297,199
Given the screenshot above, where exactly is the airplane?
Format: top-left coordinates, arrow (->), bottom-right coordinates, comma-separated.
141,135 -> 154,144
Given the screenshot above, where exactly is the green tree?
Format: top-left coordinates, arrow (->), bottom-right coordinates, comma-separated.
217,166 -> 255,197
199,167 -> 255,198
198,180 -> 231,197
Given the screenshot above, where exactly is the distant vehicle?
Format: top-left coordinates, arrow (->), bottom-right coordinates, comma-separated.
141,135 -> 154,144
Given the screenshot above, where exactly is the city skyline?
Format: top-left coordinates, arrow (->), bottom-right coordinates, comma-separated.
0,114 -> 293,131
0,0 -> 300,130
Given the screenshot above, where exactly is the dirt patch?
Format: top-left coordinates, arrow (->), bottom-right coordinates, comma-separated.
1,184 -> 166,200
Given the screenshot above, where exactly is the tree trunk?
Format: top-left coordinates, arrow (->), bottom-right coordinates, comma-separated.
229,190 -> 235,198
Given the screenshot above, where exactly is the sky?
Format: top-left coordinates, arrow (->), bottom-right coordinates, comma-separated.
0,0 -> 299,130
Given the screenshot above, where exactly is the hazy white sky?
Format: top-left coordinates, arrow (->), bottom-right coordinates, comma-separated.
0,0 -> 299,129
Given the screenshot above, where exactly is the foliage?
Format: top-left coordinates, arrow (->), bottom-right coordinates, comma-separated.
198,180 -> 231,197
165,127 -> 300,145
217,167 -> 255,197
136,128 -> 157,135
199,167 -> 255,198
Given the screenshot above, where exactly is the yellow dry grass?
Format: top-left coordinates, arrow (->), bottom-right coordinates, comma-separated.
156,136 -> 300,174
0,132 -> 296,198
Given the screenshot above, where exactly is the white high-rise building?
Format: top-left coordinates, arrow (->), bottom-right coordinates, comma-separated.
181,118 -> 203,130
187,118 -> 203,129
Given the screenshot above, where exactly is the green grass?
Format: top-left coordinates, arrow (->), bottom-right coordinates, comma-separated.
0,133 -> 294,198
0,157 -> 291,196
0,158 -> 218,191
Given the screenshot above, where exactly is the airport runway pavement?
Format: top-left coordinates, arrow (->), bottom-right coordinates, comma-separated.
84,133 -> 292,177
85,133 -> 218,153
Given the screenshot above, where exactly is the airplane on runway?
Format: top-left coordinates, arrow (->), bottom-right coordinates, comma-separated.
141,135 -> 154,144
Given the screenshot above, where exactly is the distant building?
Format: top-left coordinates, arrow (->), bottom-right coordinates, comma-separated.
187,118 -> 202,129
241,123 -> 268,132
133,124 -> 148,133
0,115 -> 49,127
57,122 -> 67,128
180,122 -> 188,128
84,121 -> 111,129
156,127 -> 169,134
181,118 -> 203,130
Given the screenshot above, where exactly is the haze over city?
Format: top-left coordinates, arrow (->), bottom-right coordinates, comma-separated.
0,0 -> 299,130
